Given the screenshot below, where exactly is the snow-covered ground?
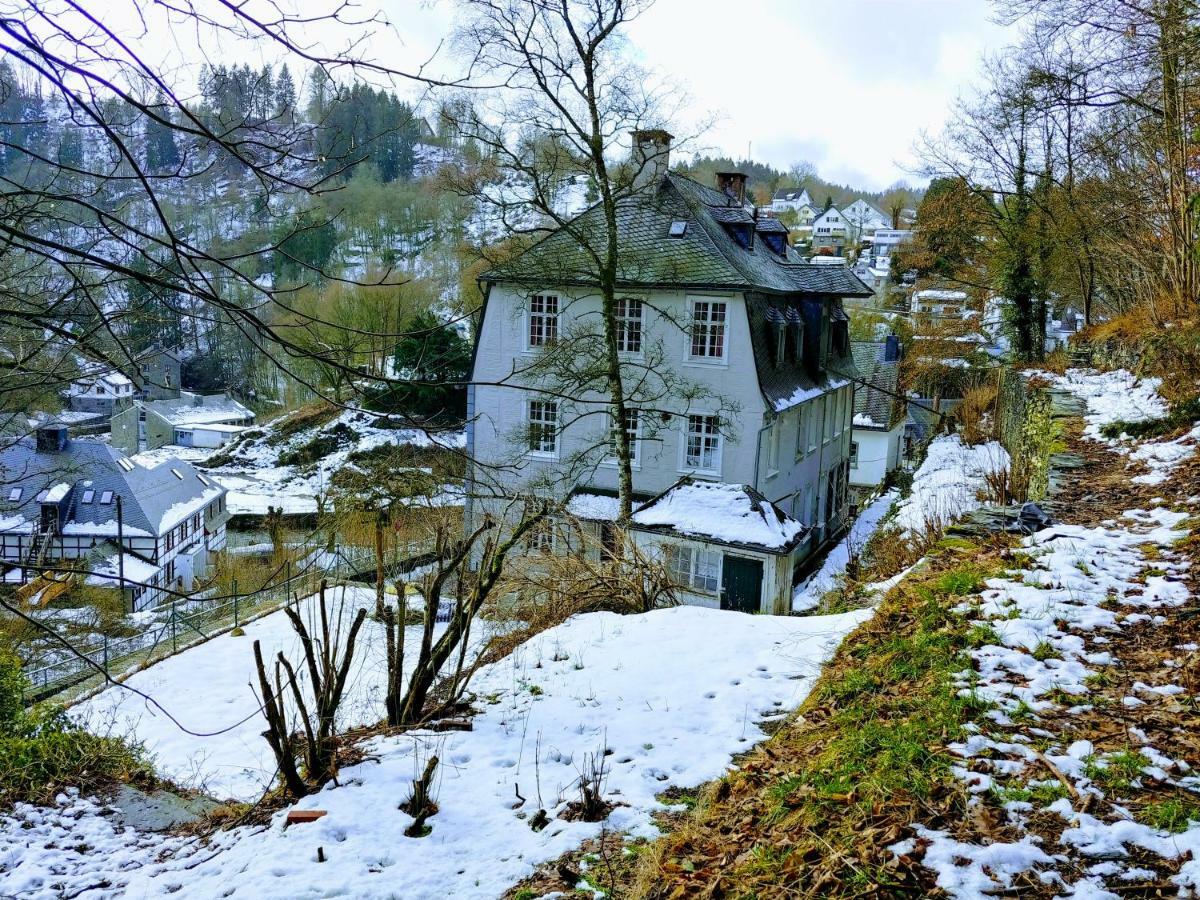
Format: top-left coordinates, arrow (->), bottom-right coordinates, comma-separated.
3,606 -> 870,899
792,490 -> 898,612
898,368 -> 1200,897
1034,367 -> 1199,486
74,585 -> 449,802
892,436 -> 1009,537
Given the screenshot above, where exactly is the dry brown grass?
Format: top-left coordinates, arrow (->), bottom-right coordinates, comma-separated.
956,381 -> 999,446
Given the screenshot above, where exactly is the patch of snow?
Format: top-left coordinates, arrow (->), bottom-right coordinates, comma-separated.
892,436 -> 1009,537
792,490 -> 897,611
633,481 -> 805,550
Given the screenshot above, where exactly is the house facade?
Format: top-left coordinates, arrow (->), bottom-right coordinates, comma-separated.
842,339 -> 905,500
111,392 -> 255,453
0,426 -> 229,610
810,207 -> 848,255
136,345 -> 184,400
769,187 -> 813,214
842,199 -> 888,243
68,371 -> 135,416
468,133 -> 870,614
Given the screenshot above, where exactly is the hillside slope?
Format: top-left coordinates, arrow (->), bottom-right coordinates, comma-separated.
634,368 -> 1200,898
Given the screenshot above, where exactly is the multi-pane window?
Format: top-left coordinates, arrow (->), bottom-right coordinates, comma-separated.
528,399 -> 558,455
684,415 -> 721,471
666,544 -> 721,593
807,398 -> 821,452
615,298 -> 643,354
850,441 -> 859,469
689,300 -> 726,359
766,422 -> 780,474
610,408 -> 640,465
526,520 -> 556,554
528,294 -> 559,348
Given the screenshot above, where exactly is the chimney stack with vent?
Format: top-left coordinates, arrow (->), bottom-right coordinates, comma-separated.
716,172 -> 748,206
36,425 -> 68,453
630,129 -> 673,189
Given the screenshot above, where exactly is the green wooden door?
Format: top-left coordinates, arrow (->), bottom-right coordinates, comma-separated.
721,555 -> 763,614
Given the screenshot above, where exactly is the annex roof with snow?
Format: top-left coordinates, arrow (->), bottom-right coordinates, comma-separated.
143,392 -> 255,427
631,478 -> 809,553
0,428 -> 225,539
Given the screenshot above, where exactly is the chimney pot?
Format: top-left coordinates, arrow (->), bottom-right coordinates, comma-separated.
630,129 -> 673,189
715,171 -> 748,206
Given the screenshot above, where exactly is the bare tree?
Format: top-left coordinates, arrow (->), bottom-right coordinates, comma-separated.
449,0 -> 708,520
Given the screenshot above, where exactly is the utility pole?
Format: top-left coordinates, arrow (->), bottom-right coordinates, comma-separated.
116,494 -> 126,612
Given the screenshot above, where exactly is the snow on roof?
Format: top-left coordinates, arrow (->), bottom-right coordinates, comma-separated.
632,480 -> 807,551
0,514 -> 32,534
86,552 -> 160,587
853,413 -> 878,427
566,492 -> 626,522
43,482 -> 71,503
773,377 -> 849,413
914,289 -> 968,301
180,423 -> 248,434
146,393 -> 254,426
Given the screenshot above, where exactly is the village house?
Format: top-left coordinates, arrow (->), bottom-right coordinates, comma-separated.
468,130 -> 871,615
810,206 -> 848,255
841,339 -> 906,501
842,198 -> 888,243
911,287 -> 969,317
135,345 -> 185,400
67,370 -> 135,416
769,187 -> 813,214
110,392 -> 255,453
0,425 -> 229,610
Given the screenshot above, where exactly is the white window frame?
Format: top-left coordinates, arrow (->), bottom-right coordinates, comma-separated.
681,414 -> 722,474
766,421 -> 780,476
615,297 -> 644,355
81,489 -> 95,503
6,488 -> 20,502
666,543 -> 721,594
526,293 -> 559,350
526,399 -> 559,458
526,519 -> 557,554
686,298 -> 728,363
605,407 -> 641,468
807,397 -> 822,453
850,440 -> 859,469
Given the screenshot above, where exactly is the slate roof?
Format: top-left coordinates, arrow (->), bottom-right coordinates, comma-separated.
483,172 -> 873,298
745,294 -> 856,412
0,435 -> 224,537
843,342 -> 903,431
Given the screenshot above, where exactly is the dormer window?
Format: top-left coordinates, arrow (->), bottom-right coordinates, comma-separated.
724,223 -> 753,249
762,233 -> 787,256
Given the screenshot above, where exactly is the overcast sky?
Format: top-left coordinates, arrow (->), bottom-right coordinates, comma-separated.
112,0 -> 1018,191
370,0 -> 1019,191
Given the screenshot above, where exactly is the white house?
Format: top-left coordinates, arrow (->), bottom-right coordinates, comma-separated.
842,199 -> 888,242
769,187 -> 813,213
468,131 -> 872,614
912,288 -> 969,317
111,392 -> 255,453
810,206 -> 848,254
871,228 -> 912,263
68,370 -> 135,416
842,339 -> 905,500
0,425 -> 229,610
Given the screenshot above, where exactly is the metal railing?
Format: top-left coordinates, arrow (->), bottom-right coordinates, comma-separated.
22,535 -> 436,701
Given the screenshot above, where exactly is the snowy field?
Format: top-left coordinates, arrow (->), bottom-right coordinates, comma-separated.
74,585 -> 449,802
1,606 -> 870,899
892,436 -> 1009,537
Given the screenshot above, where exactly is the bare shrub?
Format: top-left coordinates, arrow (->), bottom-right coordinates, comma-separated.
957,381 -> 1000,446
401,751 -> 440,838
253,581 -> 368,799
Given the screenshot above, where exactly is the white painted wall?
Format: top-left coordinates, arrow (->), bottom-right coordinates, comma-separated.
850,423 -> 904,489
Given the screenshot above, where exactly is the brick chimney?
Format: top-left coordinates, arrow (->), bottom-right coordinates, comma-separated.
630,129 -> 672,189
716,172 -> 748,206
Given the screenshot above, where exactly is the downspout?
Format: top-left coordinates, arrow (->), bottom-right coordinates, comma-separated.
751,411 -> 774,492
